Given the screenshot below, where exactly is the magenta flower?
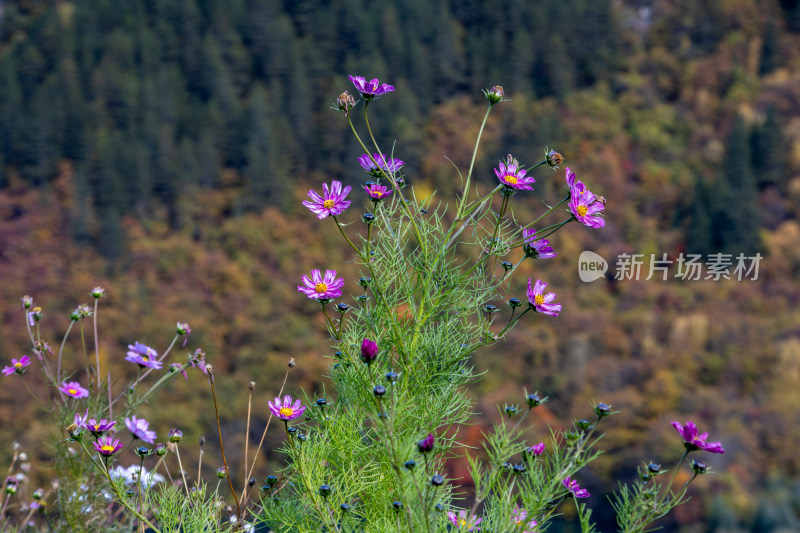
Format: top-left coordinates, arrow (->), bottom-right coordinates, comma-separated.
126,416 -> 157,444
360,338 -> 379,364
526,279 -> 562,317
126,342 -> 162,370
359,153 -> 405,176
364,182 -> 393,201
527,442 -> 545,456
268,395 -> 306,422
417,433 -> 435,454
494,157 -> 535,190
94,436 -> 122,457
511,506 -> 538,533
59,381 -> 89,399
522,228 -> 556,259
302,180 -> 352,220
297,269 -> 345,301
2,355 -> 31,376
447,509 -> 482,531
566,168 -> 605,228
562,476 -> 590,498
671,420 -> 725,454
85,418 -> 116,438
348,75 -> 395,100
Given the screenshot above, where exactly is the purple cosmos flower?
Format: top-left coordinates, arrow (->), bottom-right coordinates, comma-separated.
364,182 -> 393,201
2,355 -> 31,376
527,442 -> 545,456
189,348 -> 209,375
74,409 -> 89,428
526,279 -> 562,317
566,168 -> 605,228
358,153 -> 405,176
126,342 -> 162,370
562,476 -> 590,498
297,269 -> 345,301
417,433 -> 435,454
447,509 -> 482,531
511,506 -> 538,533
522,228 -> 556,259
94,436 -> 122,457
348,75 -> 395,100
268,395 -> 306,422
85,418 -> 116,438
126,416 -> 157,444
302,180 -> 352,220
176,322 -> 191,347
494,156 -> 535,190
59,381 -> 89,399
671,421 -> 725,454
360,338 -> 379,364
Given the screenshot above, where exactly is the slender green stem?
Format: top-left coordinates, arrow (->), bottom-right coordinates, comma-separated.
332,216 -> 362,257
174,443 -> 191,498
521,194 -> 571,230
457,105 -> 493,220
93,299 -> 101,389
57,320 -> 76,385
209,374 -> 241,522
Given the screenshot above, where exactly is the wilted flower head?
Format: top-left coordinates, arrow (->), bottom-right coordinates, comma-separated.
126,342 -> 162,369
189,348 -> 208,375
358,153 -> 405,176
169,363 -> 188,380
522,228 -> 556,259
417,433 -> 435,454
333,91 -> 356,114
2,355 -> 31,376
447,509 -> 482,531
546,149 -> 564,168
125,416 -> 157,444
348,75 -> 395,100
494,156 -> 535,190
360,338 -> 379,364
91,287 -> 106,299
485,85 -> 505,104
20,295 -> 33,309
176,322 -> 191,346
27,307 -> 43,326
511,506 -> 538,533
297,269 -> 345,301
364,182 -> 393,201
527,279 -> 562,317
671,421 -> 725,454
302,180 -> 352,220
94,436 -> 122,457
59,381 -> 89,399
268,395 -> 306,422
562,476 -> 590,498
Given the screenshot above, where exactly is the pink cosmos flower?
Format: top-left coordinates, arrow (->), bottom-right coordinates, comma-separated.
511,506 -> 538,532
126,416 -> 157,444
302,180 -> 352,220
671,420 -> 725,454
359,153 -> 405,175
522,228 -> 556,259
562,476 -> 590,498
526,279 -> 562,317
364,182 -> 393,201
74,409 -> 89,428
566,168 -> 605,228
494,156 -> 535,190
348,75 -> 395,100
527,442 -> 545,456
125,342 -> 162,369
2,355 -> 31,376
85,418 -> 116,437
94,436 -> 122,457
59,381 -> 89,399
447,509 -> 482,531
297,269 -> 345,301
268,395 -> 306,422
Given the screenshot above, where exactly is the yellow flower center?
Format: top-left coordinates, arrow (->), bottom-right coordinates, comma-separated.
68,388 -> 77,395
577,205 -> 588,218
504,174 -> 518,185
100,445 -> 115,454
534,294 -> 545,306
374,191 -> 383,198
459,519 -> 467,526
315,283 -> 328,294
279,407 -> 294,418
323,199 -> 335,209
14,362 -> 22,368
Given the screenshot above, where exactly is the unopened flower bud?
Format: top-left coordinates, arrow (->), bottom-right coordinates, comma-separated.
526,393 -> 547,408
266,475 -> 278,486
484,304 -> 498,313
360,338 -> 379,364
316,398 -> 328,407
341,503 -> 351,512
691,459 -> 707,474
334,91 -> 356,115
319,484 -> 332,497
287,427 -> 298,437
385,371 -> 399,382
501,261 -> 513,271
392,501 -> 403,511
417,433 -> 434,454
373,385 -> 386,397
577,419 -> 591,431
168,429 -> 183,443
217,466 -> 228,478
545,150 -> 564,167
435,503 -> 445,513
485,85 -> 505,104
431,475 -> 444,486
404,460 -> 416,470
198,437 -> 205,447
135,447 -> 152,458
337,303 -> 350,313
647,463 -> 661,474
594,403 -> 611,418
155,443 -> 167,456
248,477 -> 256,487
513,464 -> 527,475
358,277 -> 371,288
362,213 -> 375,224
505,405 -> 518,417
508,298 -> 521,308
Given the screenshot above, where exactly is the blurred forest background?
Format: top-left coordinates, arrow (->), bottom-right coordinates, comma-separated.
1,0 -> 800,530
